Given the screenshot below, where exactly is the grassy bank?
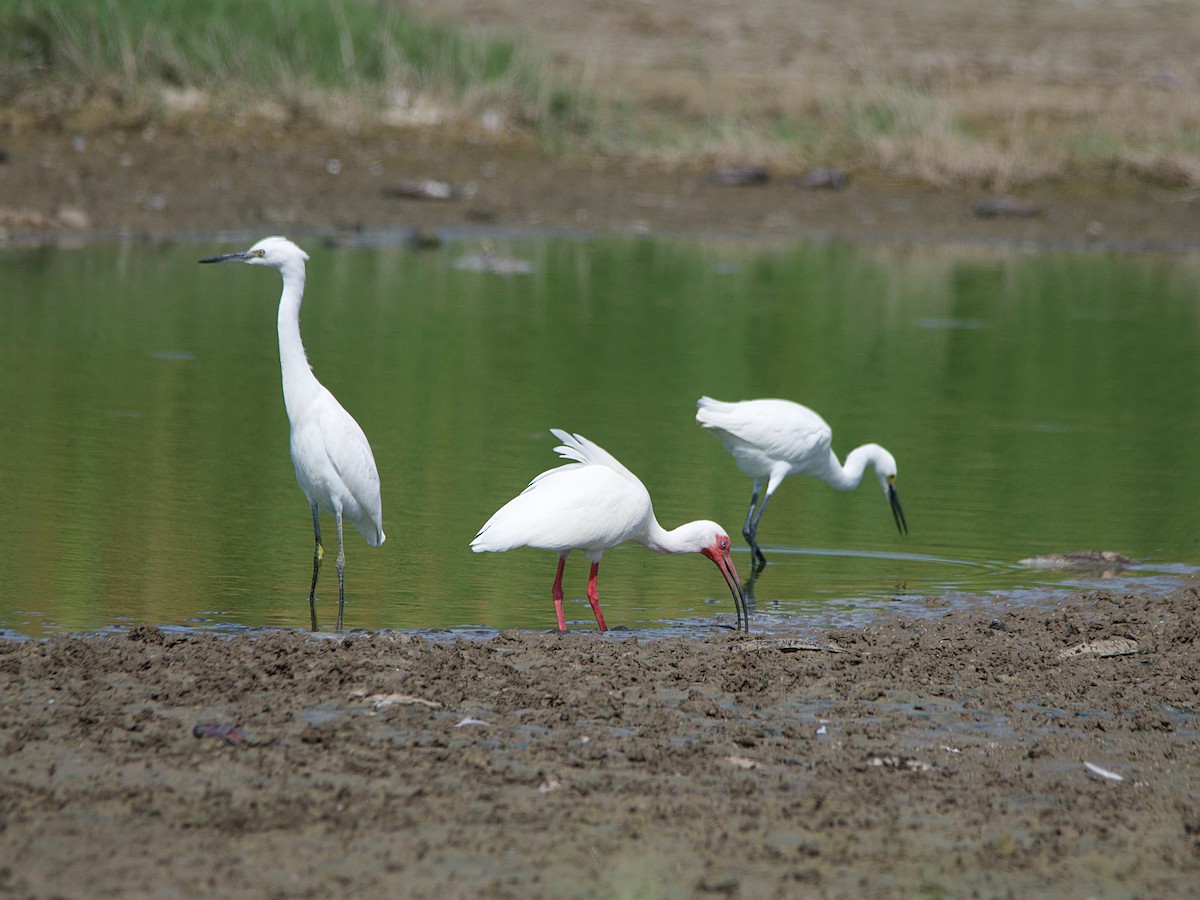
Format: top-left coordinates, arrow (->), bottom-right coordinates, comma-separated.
0,0 -> 586,135
1,0 -> 1197,190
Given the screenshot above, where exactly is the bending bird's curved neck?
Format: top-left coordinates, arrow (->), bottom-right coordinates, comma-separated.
638,518 -> 709,556
823,446 -> 875,491
638,517 -> 678,555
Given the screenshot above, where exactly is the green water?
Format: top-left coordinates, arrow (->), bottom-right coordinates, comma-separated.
1,237 -> 1197,636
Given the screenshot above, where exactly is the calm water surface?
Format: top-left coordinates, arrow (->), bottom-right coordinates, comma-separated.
1,237 -> 1197,636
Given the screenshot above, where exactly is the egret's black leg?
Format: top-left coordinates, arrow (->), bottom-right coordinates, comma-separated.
743,486 -> 773,573
335,511 -> 347,633
308,505 -> 323,632
742,487 -> 765,571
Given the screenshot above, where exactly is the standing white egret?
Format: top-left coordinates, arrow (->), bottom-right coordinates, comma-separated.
471,429 -> 748,631
200,236 -> 385,632
696,396 -> 906,571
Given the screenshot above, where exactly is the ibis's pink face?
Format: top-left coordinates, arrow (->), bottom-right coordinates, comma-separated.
700,534 -> 748,630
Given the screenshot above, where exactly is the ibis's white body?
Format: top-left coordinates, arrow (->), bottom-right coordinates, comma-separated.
472,432 -> 661,558
472,430 -> 746,631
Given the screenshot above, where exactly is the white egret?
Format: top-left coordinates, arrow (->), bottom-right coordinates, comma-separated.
471,429 -> 747,631
200,236 -> 385,632
696,396 -> 906,571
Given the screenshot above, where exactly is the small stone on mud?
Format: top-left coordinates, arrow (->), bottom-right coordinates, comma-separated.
1019,550 -> 1138,573
193,723 -> 245,746
704,167 -> 769,186
734,638 -> 845,653
362,692 -> 442,709
975,196 -> 1042,218
867,754 -> 935,772
797,168 -> 848,189
1057,637 -> 1140,661
383,179 -> 455,200
55,206 -> 91,230
725,755 -> 758,769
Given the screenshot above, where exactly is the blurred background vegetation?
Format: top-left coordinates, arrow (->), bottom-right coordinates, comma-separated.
0,0 -> 1197,189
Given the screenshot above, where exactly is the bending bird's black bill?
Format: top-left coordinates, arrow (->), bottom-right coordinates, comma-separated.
889,485 -> 908,535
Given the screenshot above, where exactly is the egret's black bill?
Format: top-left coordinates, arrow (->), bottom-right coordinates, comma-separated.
199,251 -> 251,264
889,485 -> 908,535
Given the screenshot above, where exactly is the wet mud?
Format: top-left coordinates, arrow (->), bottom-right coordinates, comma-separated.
2,586 -> 1198,897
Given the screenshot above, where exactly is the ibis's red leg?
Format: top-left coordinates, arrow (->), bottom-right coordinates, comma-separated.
551,555 -> 568,632
586,561 -> 609,631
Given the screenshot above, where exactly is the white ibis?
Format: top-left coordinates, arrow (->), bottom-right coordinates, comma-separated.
471,429 -> 747,631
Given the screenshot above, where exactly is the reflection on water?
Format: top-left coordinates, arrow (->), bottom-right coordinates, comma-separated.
0,238 -> 1197,636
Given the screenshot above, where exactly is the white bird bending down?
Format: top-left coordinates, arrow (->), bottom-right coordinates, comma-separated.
696,396 -> 906,572
471,429 -> 748,631
200,237 -> 385,632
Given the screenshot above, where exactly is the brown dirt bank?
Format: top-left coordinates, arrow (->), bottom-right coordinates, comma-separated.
2,120 -> 1199,252
2,585 -> 1198,898
4,0 -> 1199,249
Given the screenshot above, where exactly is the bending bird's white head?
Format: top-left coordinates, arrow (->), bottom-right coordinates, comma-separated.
867,447 -> 906,536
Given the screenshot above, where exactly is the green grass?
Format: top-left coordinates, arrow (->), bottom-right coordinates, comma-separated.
0,0 -> 589,134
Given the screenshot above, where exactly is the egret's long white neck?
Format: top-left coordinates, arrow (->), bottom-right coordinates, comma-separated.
275,261 -> 320,422
816,446 -> 873,489
823,444 -> 886,491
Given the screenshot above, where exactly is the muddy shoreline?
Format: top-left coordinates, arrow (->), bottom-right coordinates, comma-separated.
3,123 -> 1199,253
2,584 -> 1198,898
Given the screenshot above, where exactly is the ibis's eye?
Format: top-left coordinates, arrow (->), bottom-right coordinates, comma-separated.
720,540 -> 729,550
252,249 -> 265,257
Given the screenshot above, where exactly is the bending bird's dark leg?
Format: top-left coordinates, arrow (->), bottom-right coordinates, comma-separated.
744,485 -> 774,573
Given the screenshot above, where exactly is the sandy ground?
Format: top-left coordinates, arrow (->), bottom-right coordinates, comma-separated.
2,586 -> 1198,898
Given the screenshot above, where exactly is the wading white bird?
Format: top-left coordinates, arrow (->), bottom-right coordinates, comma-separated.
696,396 -> 906,571
471,429 -> 748,631
200,236 -> 385,632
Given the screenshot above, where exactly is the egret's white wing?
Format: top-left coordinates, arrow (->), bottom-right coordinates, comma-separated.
293,388 -> 385,546
697,397 -> 832,467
